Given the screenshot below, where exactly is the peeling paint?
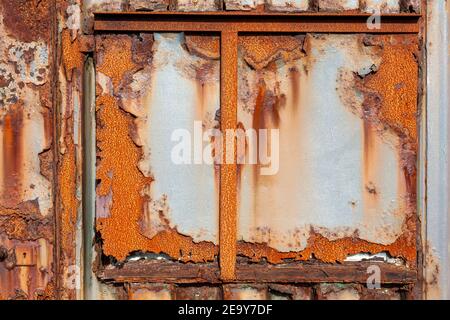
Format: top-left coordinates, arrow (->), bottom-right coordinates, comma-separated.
237,34 -> 417,265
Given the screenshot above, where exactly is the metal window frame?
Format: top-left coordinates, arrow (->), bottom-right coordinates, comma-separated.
93,11 -> 421,284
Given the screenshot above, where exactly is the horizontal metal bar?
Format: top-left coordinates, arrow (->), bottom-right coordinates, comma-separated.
98,261 -> 417,285
94,12 -> 420,34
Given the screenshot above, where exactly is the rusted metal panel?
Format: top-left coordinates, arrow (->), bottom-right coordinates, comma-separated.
319,0 -> 359,11
130,0 -> 170,11
220,31 -> 239,280
236,34 -> 418,266
0,0 -> 56,300
95,33 -> 220,263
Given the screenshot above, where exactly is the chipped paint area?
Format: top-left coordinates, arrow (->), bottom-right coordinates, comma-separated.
176,0 -> 220,11
237,34 -> 417,264
82,0 -> 127,34
223,285 -> 267,300
138,33 -> 220,243
128,283 -> 173,300
266,0 -> 310,12
319,0 -> 359,11
95,33 -> 219,262
0,8 -> 53,217
363,0 -> 400,13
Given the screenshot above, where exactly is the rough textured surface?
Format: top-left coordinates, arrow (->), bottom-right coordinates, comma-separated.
236,34 -> 418,265
363,0 -> 400,13
128,283 -> 174,300
223,285 -> 268,300
0,0 -> 424,301
266,0 -> 310,12
225,0 -> 263,10
95,33 -> 220,263
176,0 -> 220,11
319,0 -> 359,11
129,0 -> 169,11
0,0 -> 55,300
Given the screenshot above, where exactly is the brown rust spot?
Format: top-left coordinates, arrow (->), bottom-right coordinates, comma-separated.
237,228 -> 416,265
185,34 -> 220,60
96,36 -> 138,91
0,0 -> 51,42
61,29 -> 83,81
363,35 -> 418,142
96,94 -> 217,262
239,35 -> 304,70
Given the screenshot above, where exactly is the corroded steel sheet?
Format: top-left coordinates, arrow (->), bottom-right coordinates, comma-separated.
236,34 -> 418,265
95,33 -> 220,263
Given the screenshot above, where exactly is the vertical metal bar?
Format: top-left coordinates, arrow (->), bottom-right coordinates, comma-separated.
425,0 -> 450,300
82,57 -> 96,299
220,31 -> 238,281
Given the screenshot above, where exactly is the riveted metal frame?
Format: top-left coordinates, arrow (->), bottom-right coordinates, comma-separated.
93,11 -> 422,283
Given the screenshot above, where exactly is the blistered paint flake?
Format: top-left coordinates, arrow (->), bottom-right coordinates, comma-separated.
237,34 -> 417,264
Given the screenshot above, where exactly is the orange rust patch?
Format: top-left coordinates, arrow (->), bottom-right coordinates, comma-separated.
239,35 -> 304,70
61,29 -> 83,81
185,35 -> 220,60
364,36 -> 418,142
0,201 -> 53,241
0,0 -> 51,42
59,136 -> 78,256
96,36 -> 137,91
96,94 -> 217,262
237,229 -> 416,265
